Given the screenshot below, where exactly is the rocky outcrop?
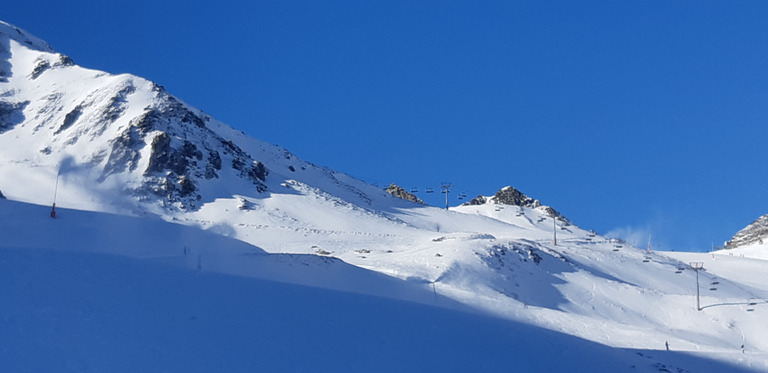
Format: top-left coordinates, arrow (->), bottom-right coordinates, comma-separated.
725,215 -> 768,250
386,184 -> 424,204
464,195 -> 487,206
0,101 -> 29,134
96,90 -> 268,210
464,186 -> 568,222
490,186 -> 542,208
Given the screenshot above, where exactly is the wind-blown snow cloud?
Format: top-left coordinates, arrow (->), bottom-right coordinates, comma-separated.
605,225 -> 653,249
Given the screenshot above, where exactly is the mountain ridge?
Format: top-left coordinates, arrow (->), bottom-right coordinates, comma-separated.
725,214 -> 768,250
0,20 -> 408,215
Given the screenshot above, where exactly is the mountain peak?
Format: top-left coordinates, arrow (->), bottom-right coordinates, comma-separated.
725,214 -> 768,250
0,21 -> 54,53
463,185 -> 568,221
0,22 -> 386,213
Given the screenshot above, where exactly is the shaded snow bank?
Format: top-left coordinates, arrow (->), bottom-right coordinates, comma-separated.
0,246 -> 754,373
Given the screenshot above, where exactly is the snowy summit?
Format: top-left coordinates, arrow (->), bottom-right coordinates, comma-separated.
1,20 -> 767,372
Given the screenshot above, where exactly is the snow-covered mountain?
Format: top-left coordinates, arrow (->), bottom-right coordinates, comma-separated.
2,21 -> 768,372
464,185 -> 569,222
726,215 -> 768,250
0,20 -> 397,215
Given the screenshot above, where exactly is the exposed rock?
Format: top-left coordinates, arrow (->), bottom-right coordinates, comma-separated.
55,104 -> 83,135
99,83 -> 135,126
101,125 -> 142,177
30,58 -> 50,79
0,28 -> 279,212
0,101 -> 29,134
57,54 -> 74,67
238,197 -> 255,211
249,161 -> 267,182
464,195 -> 487,206
539,206 -> 565,221
145,132 -> 176,174
725,214 -> 768,250
0,189 -> 5,199
386,184 -> 424,204
490,186 -> 540,207
205,151 -> 222,179
463,186 -> 568,222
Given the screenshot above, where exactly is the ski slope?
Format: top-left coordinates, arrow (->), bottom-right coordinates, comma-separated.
2,20 -> 768,371
1,198 -> 762,372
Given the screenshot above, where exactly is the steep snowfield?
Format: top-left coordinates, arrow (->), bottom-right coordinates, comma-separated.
3,21 -> 768,371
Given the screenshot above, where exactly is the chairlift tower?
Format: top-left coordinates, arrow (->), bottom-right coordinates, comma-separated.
50,171 -> 60,218
690,262 -> 704,311
552,217 -> 557,245
440,182 -> 453,210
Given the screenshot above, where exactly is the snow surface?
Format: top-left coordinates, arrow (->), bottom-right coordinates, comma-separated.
1,199 -> 762,372
2,20 -> 768,372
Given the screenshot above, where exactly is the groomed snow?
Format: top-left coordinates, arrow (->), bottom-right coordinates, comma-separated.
1,199 -> 762,372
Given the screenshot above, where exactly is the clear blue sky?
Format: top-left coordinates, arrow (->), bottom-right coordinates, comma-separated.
6,1 -> 768,251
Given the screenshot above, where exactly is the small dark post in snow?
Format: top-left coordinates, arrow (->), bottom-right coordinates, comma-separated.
50,172 -> 60,218
690,262 -> 704,311
432,282 -> 437,303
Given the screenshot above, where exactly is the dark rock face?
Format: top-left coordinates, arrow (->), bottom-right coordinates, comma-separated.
0,189 -> 5,199
98,96 -> 268,210
55,104 -> 83,135
144,134 -> 203,177
464,186 -> 568,222
58,54 -> 75,66
0,101 -> 29,134
386,184 -> 424,204
2,26 -> 273,213
101,84 -> 135,125
0,36 -> 11,83
725,215 -> 768,250
28,54 -> 74,80
490,186 -> 541,208
30,58 -> 50,79
205,151 -> 222,179
101,125 -> 142,178
464,195 -> 487,206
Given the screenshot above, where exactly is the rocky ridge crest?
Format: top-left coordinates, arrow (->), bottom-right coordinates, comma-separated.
385,184 -> 424,204
725,214 -> 768,250
464,186 -> 568,222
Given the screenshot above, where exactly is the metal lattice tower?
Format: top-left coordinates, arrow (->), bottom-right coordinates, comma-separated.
690,262 -> 704,311
440,182 -> 453,210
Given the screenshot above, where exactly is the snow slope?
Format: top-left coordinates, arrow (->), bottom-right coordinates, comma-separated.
0,199 -> 757,373
2,20 -> 768,371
